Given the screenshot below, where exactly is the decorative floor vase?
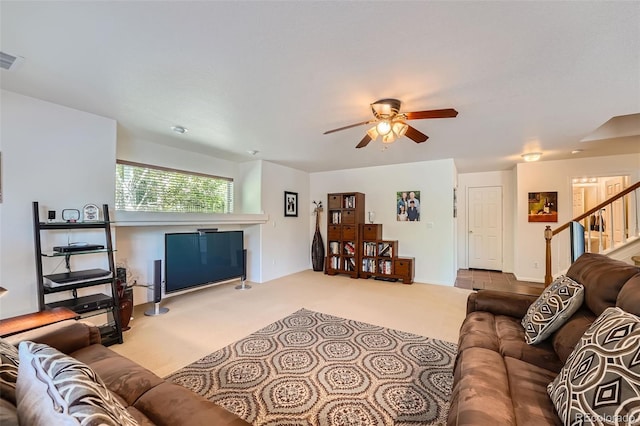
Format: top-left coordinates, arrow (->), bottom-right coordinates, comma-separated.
312,211 -> 325,272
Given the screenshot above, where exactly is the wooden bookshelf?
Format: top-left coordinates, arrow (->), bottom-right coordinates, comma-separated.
360,228 -> 415,284
325,192 -> 365,278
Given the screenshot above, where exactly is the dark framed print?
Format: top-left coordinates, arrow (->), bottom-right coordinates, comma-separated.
284,191 -> 298,217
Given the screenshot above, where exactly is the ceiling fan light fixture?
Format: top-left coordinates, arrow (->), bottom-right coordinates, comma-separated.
522,152 -> 542,162
392,121 -> 408,138
382,132 -> 396,144
366,126 -> 379,140
376,120 -> 392,136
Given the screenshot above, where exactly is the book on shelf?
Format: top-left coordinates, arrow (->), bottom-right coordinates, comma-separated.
345,257 -> 356,271
378,243 -> 392,257
343,195 -> 355,209
344,242 -> 355,255
329,242 -> 340,255
378,259 -> 392,274
362,258 -> 376,273
331,211 -> 342,224
331,256 -> 340,269
363,242 -> 376,256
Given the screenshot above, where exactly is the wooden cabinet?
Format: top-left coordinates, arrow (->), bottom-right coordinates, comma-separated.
325,192 -> 365,278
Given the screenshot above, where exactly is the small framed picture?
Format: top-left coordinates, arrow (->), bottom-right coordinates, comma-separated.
284,191 -> 298,217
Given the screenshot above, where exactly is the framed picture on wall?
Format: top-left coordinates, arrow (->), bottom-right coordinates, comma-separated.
528,191 -> 558,222
284,191 -> 298,217
396,190 -> 420,221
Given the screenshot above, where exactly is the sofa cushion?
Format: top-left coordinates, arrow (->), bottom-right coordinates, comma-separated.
550,307 -> 597,364
71,344 -> 164,407
0,338 -> 19,405
449,347 -> 562,426
617,273 -> 640,316
547,307 -> 640,424
458,312 -> 564,373
521,275 -> 584,345
16,341 -> 138,426
566,253 -> 640,316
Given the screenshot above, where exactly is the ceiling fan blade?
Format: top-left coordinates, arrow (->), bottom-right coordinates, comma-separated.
355,134 -> 373,148
324,120 -> 373,135
405,125 -> 429,143
404,108 -> 458,120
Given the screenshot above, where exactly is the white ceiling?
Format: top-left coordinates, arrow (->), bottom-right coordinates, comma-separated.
1,1 -> 639,173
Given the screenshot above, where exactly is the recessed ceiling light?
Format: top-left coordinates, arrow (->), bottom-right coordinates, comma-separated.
521,152 -> 542,162
171,125 -> 188,134
571,149 -> 583,154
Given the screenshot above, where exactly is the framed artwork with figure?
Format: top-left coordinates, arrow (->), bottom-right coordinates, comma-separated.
284,191 -> 298,217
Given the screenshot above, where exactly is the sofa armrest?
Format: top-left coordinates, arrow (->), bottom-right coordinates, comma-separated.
5,320 -> 101,354
467,290 -> 539,319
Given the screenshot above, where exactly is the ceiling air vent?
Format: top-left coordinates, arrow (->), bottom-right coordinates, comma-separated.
0,51 -> 24,71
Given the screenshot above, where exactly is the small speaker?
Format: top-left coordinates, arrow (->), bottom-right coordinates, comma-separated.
145,259 -> 169,316
235,249 -> 251,290
152,259 -> 162,303
47,210 -> 56,222
242,249 -> 247,281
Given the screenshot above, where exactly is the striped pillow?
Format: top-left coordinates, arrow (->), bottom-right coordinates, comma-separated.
0,338 -> 19,405
521,275 -> 584,344
16,341 -> 138,426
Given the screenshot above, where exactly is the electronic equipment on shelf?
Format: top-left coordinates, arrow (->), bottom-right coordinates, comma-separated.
43,268 -> 112,287
53,244 -> 105,253
47,293 -> 113,314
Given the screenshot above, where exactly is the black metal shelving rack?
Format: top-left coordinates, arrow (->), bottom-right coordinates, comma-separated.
32,201 -> 123,345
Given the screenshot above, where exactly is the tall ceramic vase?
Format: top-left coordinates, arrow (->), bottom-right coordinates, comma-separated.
312,209 -> 325,271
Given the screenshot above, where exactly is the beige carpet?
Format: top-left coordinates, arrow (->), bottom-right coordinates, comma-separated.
166,308 -> 458,425
111,270 -> 471,378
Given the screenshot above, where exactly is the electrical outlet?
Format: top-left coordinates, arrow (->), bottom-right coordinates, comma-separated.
533,262 -> 539,269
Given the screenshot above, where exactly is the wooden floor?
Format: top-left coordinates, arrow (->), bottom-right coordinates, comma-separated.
454,269 -> 545,296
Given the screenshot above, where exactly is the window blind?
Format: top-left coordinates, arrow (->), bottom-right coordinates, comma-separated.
115,160 -> 233,213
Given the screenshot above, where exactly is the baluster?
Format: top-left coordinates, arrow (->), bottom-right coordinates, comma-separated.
607,206 -> 614,250
622,194 -> 628,244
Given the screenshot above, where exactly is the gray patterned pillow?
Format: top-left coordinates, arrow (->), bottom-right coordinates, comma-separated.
547,307 -> 640,425
16,341 -> 138,426
521,275 -> 584,344
0,337 -> 19,405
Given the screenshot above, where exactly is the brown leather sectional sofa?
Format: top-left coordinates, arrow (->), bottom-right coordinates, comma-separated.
5,321 -> 249,426
447,253 -> 640,425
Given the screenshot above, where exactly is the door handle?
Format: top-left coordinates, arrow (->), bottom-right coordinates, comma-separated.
469,230 -> 473,234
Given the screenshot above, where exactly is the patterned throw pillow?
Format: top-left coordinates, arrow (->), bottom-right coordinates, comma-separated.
0,337 -> 19,405
547,307 -> 640,425
521,275 -> 584,345
16,341 -> 138,426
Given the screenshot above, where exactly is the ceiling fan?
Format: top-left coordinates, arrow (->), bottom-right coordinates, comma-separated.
324,98 -> 458,148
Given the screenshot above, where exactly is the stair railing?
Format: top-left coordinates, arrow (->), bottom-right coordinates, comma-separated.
544,181 -> 640,285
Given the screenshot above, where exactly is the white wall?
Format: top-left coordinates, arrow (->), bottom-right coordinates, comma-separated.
515,153 -> 640,282
115,137 -> 260,304
0,90 -> 117,318
310,159 -> 457,286
260,161 -> 311,282
457,170 -> 516,272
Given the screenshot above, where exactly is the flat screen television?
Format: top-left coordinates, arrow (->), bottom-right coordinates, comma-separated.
165,231 -> 244,293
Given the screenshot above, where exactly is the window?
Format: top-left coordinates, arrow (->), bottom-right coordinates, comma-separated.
115,160 -> 233,213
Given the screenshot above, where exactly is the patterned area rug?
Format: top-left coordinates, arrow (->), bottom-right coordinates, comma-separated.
166,308 -> 457,425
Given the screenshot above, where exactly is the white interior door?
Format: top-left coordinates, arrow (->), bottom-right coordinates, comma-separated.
468,186 -> 503,270
604,177 -> 625,243
572,187 -> 585,219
